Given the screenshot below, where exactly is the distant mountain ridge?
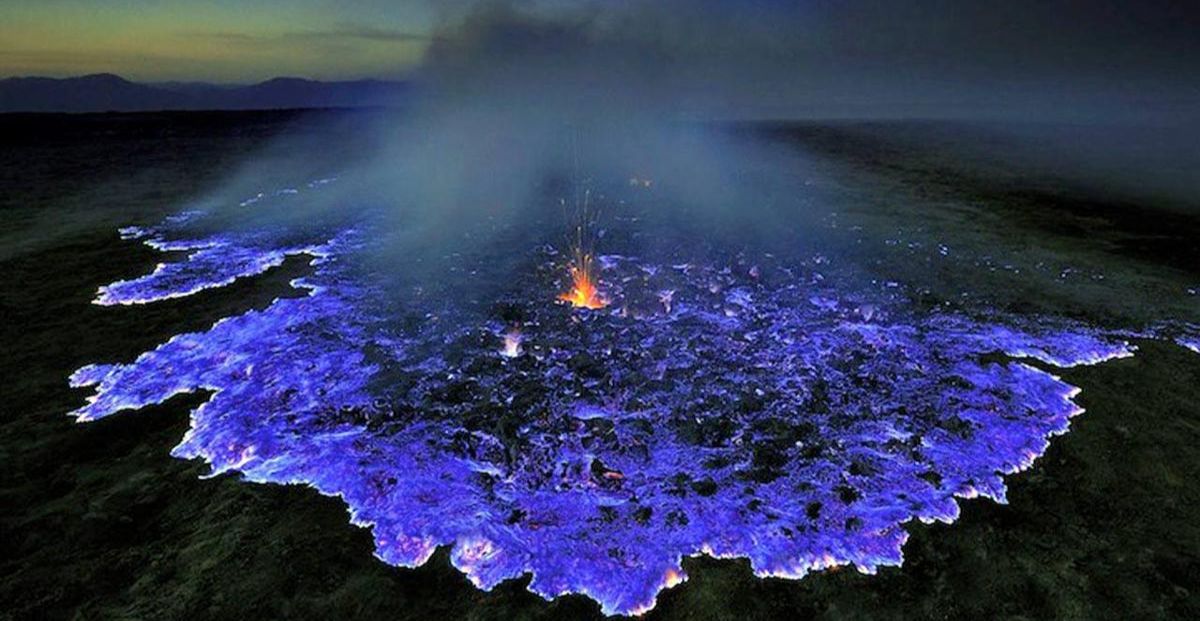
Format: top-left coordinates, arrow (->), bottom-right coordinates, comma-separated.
0,73 -> 410,113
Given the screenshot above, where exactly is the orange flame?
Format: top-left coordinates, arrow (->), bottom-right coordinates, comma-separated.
559,253 -> 607,309
557,183 -> 606,309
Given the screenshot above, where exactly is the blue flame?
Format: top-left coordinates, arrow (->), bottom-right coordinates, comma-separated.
67,207 -> 1190,616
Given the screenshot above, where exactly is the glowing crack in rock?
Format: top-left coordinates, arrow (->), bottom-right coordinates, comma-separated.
68,211 -> 1191,616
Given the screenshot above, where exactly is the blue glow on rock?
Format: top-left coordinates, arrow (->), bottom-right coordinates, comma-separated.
68,210 -> 1191,616
97,217 -> 333,306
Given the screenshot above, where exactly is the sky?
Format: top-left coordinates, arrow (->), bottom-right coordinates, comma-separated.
1,0 -> 1197,121
0,0 -> 443,82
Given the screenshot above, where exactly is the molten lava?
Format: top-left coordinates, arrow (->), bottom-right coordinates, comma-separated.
559,253 -> 607,309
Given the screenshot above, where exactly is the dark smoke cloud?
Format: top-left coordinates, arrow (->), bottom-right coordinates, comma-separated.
411,0 -> 1199,123
194,0 -> 1197,271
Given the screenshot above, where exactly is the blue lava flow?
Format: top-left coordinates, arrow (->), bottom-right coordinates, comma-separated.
68,206 -> 1197,616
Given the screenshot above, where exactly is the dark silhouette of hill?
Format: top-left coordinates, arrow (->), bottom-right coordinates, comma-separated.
0,73 -> 410,113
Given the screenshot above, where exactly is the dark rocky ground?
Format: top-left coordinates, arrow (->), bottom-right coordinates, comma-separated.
1,112 -> 1197,620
